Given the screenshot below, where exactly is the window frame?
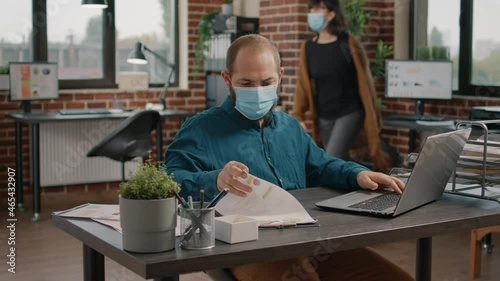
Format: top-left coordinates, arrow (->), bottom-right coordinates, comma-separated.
410,0 -> 500,97
32,0 -> 179,89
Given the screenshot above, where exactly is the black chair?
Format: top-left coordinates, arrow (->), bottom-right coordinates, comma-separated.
87,110 -> 160,182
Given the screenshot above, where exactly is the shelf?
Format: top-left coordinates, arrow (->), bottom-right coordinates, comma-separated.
447,120 -> 500,203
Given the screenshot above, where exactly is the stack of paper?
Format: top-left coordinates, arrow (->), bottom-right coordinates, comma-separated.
215,174 -> 317,227
53,204 -> 122,233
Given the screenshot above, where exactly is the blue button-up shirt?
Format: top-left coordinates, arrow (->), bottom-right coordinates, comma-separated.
165,97 -> 368,200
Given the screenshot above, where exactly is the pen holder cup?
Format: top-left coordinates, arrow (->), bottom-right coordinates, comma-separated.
179,202 -> 215,250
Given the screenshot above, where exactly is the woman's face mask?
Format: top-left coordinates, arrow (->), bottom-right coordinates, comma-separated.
233,84 -> 278,120
307,12 -> 328,32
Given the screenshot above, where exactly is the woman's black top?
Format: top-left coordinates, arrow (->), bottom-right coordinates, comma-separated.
305,35 -> 363,120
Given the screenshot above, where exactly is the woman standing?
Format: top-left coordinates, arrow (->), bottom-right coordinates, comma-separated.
292,0 -> 389,171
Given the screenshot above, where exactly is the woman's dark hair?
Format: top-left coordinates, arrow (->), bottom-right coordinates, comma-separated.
308,0 -> 348,36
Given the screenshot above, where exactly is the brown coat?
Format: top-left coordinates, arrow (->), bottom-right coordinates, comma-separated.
291,36 -> 389,172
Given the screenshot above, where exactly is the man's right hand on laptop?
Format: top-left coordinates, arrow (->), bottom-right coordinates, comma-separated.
356,171 -> 405,195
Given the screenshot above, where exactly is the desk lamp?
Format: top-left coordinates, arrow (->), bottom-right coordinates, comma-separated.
127,42 -> 175,110
81,0 -> 108,9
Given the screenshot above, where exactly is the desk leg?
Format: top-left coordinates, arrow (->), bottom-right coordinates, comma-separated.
15,121 -> 24,211
31,124 -> 40,222
83,244 -> 104,281
416,237 -> 432,281
156,119 -> 163,162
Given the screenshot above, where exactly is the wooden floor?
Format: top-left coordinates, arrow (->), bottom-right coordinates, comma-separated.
0,189 -> 499,281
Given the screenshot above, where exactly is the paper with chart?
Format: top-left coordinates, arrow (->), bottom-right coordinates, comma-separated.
215,174 -> 317,226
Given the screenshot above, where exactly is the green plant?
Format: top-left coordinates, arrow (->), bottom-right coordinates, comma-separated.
0,65 -> 9,74
120,153 -> 180,200
341,0 -> 370,39
223,0 -> 233,3
340,0 -> 393,80
371,40 -> 394,80
193,10 -> 219,72
416,46 -> 432,60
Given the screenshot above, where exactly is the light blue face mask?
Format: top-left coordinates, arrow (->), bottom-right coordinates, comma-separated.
307,13 -> 328,32
233,84 -> 278,121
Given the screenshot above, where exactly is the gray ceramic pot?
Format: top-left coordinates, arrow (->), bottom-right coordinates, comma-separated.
119,195 -> 177,253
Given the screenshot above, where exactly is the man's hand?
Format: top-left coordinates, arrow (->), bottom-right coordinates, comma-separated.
356,170 -> 405,194
217,161 -> 252,197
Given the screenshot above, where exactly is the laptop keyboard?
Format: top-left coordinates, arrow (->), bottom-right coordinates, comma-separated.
348,193 -> 401,211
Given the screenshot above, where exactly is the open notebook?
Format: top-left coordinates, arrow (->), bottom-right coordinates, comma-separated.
215,174 -> 317,228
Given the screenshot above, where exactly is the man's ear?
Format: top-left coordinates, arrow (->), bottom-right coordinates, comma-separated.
221,71 -> 231,88
278,67 -> 284,81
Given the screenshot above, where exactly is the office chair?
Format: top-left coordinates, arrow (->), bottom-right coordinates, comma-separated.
87,110 -> 160,182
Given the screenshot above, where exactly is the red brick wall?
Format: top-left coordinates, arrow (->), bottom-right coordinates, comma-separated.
0,88 -> 205,195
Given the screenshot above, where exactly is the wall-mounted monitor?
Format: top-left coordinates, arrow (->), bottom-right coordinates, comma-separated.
385,60 -> 453,100
9,62 -> 59,101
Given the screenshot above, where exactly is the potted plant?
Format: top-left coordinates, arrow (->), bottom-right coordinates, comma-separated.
119,153 -> 180,253
193,10 -> 219,72
0,65 -> 9,90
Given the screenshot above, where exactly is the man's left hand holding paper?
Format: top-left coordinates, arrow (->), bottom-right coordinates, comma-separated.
217,161 -> 253,197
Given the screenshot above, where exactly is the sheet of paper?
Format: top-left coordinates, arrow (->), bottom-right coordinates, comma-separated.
463,142 -> 500,157
215,174 -> 316,226
54,203 -> 181,236
53,203 -> 119,219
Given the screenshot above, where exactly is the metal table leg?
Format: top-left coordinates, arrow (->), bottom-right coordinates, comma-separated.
31,124 -> 40,222
83,245 -> 104,281
156,119 -> 163,163
484,233 -> 494,254
416,237 -> 432,281
15,121 -> 24,212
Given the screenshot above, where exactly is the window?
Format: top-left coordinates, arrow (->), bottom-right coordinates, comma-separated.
115,0 -> 177,86
413,0 -> 500,96
7,0 -> 178,89
47,0 -> 103,80
471,0 -> 500,87
0,0 -> 33,65
414,0 -> 460,90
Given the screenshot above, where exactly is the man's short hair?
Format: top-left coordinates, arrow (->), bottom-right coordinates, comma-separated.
225,34 -> 281,75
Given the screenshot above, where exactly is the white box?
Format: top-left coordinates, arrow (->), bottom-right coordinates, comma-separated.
215,215 -> 258,244
118,72 -> 149,90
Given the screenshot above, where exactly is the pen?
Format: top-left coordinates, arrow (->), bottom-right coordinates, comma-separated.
173,191 -> 190,208
200,189 -> 204,209
188,196 -> 194,209
207,188 -> 229,208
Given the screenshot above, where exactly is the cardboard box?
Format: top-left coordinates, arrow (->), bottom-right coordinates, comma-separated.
118,72 -> 148,91
215,215 -> 258,244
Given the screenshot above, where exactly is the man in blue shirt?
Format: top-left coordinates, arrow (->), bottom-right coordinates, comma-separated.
165,34 -> 412,281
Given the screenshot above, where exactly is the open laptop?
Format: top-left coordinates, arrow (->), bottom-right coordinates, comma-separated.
315,128 -> 471,217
